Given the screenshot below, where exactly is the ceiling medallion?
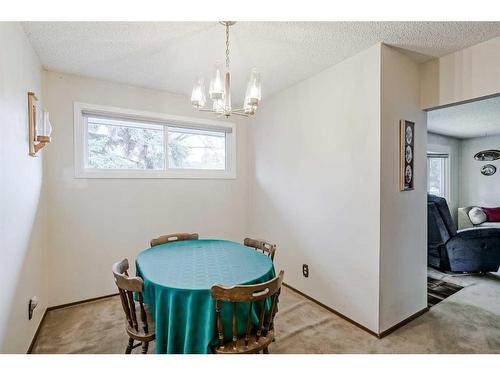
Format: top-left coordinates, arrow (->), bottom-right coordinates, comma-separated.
190,21 -> 262,118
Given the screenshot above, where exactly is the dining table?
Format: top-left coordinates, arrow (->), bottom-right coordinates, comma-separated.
135,239 -> 276,354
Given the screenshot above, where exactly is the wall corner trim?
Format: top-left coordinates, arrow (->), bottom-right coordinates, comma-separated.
378,307 -> 429,338
284,283 -> 429,340
27,308 -> 48,354
26,293 -> 119,353
283,283 -> 380,338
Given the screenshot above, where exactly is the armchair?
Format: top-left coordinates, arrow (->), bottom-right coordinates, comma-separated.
428,194 -> 500,273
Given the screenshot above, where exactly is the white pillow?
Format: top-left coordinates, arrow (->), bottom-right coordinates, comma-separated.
469,207 -> 487,225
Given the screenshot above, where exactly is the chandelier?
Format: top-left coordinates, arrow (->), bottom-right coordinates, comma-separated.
190,21 -> 262,118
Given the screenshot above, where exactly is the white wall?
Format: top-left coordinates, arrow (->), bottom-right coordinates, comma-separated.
249,44 -> 428,334
421,36 -> 500,109
427,132 -> 461,223
379,45 -> 427,332
249,44 -> 382,332
460,135 -> 500,207
0,23 -> 48,353
43,71 -> 250,306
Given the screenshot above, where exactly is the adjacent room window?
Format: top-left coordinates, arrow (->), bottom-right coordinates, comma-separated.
427,153 -> 450,200
74,103 -> 235,178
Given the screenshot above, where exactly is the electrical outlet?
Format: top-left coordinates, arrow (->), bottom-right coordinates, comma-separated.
302,264 -> 309,278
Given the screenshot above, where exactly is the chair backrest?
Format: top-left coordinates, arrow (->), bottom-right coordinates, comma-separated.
211,270 -> 284,350
112,259 -> 150,335
150,232 -> 199,247
244,238 -> 276,261
428,194 -> 457,236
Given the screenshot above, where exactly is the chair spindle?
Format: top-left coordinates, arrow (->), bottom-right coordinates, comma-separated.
138,294 -> 149,334
215,299 -> 225,349
127,291 -> 139,331
256,297 -> 267,342
232,303 -> 238,346
245,302 -> 253,347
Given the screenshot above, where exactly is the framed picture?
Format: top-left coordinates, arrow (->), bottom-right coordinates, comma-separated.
400,120 -> 415,191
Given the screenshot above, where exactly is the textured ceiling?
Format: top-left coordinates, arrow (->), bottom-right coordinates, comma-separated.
22,22 -> 500,103
428,96 -> 500,139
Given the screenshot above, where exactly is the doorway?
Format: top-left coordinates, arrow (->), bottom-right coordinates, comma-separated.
425,94 -> 500,306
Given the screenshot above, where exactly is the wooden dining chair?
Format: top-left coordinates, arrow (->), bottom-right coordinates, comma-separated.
150,232 -> 199,247
210,270 -> 284,354
112,258 -> 155,354
243,238 -> 277,261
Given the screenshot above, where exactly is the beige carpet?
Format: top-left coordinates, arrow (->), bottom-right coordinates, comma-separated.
32,271 -> 500,354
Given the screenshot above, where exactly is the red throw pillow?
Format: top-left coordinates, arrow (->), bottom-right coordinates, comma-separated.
481,207 -> 500,222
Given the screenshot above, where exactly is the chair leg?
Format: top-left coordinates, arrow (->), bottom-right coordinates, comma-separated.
142,341 -> 149,354
125,338 -> 134,354
263,347 -> 269,354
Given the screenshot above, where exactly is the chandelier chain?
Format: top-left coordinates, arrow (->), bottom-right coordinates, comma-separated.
225,23 -> 230,69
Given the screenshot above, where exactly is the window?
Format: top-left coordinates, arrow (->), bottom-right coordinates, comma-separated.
168,127 -> 225,170
74,103 -> 236,179
86,117 -> 165,170
427,153 -> 449,200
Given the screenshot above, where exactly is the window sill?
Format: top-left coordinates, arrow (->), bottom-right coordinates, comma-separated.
74,168 -> 236,179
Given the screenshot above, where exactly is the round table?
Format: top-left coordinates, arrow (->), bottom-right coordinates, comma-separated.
135,239 -> 275,354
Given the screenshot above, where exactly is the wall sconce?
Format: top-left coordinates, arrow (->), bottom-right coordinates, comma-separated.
28,92 -> 52,156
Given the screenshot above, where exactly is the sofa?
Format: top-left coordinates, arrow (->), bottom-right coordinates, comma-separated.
458,206 -> 500,230
428,194 -> 500,273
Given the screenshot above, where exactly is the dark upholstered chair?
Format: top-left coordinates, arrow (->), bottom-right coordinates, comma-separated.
428,194 -> 500,273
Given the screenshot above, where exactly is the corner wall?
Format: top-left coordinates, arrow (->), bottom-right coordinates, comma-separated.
248,44 -> 382,332
379,45 -> 427,332
0,23 -> 48,353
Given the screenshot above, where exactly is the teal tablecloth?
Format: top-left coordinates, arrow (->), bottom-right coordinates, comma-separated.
135,239 -> 275,354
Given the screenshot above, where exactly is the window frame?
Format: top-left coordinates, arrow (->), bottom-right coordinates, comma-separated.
74,102 -> 236,179
426,152 -> 450,202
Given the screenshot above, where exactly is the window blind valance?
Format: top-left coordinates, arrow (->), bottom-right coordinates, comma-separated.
81,109 -> 233,134
427,153 -> 449,159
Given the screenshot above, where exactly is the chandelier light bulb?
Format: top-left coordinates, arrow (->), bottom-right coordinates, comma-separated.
209,62 -> 225,100
244,103 -> 257,115
244,68 -> 261,108
191,76 -> 206,108
213,98 -> 224,114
